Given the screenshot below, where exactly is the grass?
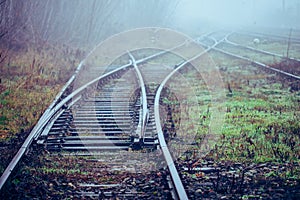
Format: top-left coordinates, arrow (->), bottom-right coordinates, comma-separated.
214,96 -> 300,163
0,34 -> 299,197
0,42 -> 82,141
204,52 -> 299,166
161,50 -> 300,173
0,87 -> 60,137
229,33 -> 300,60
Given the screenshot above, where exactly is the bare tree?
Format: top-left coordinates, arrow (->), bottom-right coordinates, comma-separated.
1,0 -> 181,48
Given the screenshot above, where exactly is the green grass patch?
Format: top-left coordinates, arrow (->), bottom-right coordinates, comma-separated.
190,51 -> 300,167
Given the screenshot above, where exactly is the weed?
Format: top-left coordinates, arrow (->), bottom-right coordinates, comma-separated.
0,42 -> 82,139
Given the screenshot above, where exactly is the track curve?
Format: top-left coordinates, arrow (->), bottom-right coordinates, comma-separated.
0,30 -> 225,199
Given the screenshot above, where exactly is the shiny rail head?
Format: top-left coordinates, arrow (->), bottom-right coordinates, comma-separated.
68,27 -> 226,172
0,28 -> 227,192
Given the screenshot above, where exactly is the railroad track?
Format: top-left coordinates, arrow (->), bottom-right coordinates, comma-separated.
2,29 -> 298,199
225,32 -> 300,62
0,31 -> 225,199
198,31 -> 300,81
238,30 -> 300,44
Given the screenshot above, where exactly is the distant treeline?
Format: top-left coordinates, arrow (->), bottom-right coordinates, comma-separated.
0,0 -> 179,48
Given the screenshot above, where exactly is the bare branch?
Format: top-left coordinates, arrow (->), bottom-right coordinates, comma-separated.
0,0 -> 6,7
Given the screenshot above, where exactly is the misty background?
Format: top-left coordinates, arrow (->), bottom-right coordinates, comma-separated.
1,0 -> 299,49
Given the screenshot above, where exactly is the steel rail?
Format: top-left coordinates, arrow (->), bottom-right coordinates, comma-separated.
128,52 -> 149,142
154,39 -> 220,200
197,40 -> 300,80
224,33 -> 300,63
238,30 -> 300,43
0,63 -> 132,190
33,45 -> 96,140
0,30 -> 212,191
214,47 -> 300,80
39,95 -> 81,140
0,39 -> 191,190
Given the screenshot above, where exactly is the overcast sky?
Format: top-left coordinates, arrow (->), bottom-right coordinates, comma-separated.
173,0 -> 299,28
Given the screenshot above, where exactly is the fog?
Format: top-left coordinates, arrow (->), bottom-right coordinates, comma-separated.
0,0 -> 299,48
173,0 -> 300,30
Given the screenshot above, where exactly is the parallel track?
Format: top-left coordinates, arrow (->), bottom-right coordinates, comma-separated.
198,31 -> 300,80
2,29 -> 298,199
225,33 -> 300,63
238,30 -> 300,44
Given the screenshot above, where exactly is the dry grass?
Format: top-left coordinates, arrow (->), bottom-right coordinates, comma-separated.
0,41 -> 83,140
